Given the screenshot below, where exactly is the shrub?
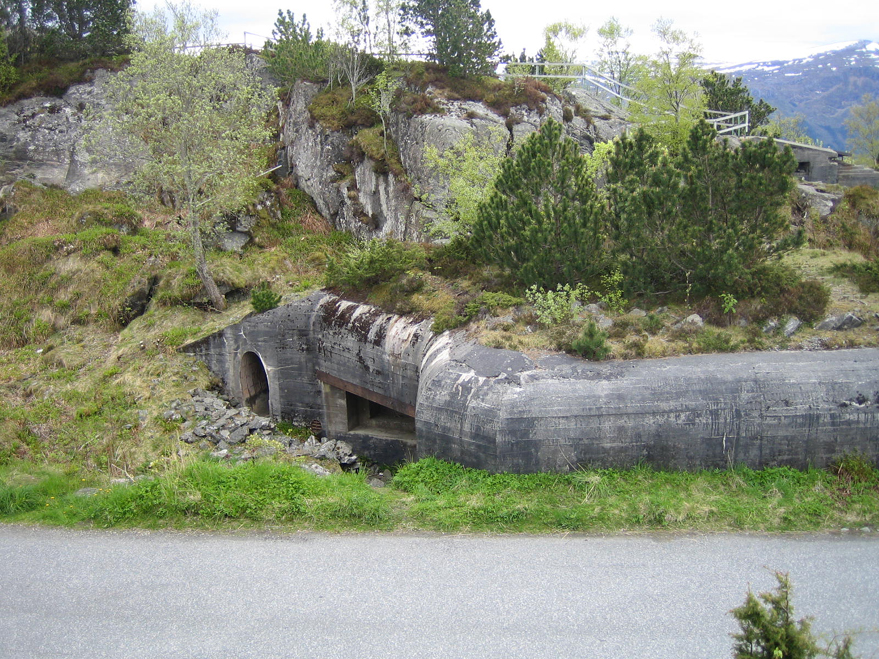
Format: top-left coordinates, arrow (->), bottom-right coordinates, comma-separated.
251,282 -> 282,313
730,571 -> 859,659
606,122 -> 799,296
832,259 -> 879,295
264,11 -> 332,85
641,313 -> 664,335
598,268 -> 627,313
476,291 -> 525,314
777,279 -> 831,323
571,321 -> 611,360
830,452 -> 878,490
325,239 -> 426,290
472,118 -> 606,288
525,283 -> 589,326
694,328 -> 740,354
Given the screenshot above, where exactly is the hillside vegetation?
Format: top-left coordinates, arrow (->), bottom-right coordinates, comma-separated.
2,23 -> 879,532
1,164 -> 878,482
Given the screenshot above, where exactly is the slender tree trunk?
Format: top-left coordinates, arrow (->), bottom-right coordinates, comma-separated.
185,211 -> 226,311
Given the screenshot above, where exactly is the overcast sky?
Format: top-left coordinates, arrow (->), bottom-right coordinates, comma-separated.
136,0 -> 878,65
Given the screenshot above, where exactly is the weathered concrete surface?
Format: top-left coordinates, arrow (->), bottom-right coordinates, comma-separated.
184,294 -> 879,472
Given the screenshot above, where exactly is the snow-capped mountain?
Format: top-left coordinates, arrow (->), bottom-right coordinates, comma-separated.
709,40 -> 879,151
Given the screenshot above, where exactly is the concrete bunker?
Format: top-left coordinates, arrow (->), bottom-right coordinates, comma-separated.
183,292 -> 879,473
239,351 -> 270,416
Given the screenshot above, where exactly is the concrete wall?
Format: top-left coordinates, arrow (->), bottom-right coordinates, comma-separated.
183,293 -> 879,472
838,163 -> 879,189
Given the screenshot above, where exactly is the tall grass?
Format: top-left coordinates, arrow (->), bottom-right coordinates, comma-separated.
2,457 -> 877,533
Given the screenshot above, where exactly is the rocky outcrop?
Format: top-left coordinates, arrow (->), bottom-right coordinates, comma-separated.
0,63 -> 627,245
281,81 -> 629,242
0,69 -> 136,193
796,183 -> 842,218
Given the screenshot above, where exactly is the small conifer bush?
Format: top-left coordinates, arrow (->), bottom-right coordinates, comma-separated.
731,572 -> 859,659
571,321 -> 611,360
251,282 -> 282,313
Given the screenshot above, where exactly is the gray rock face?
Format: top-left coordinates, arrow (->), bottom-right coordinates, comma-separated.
797,184 -> 842,219
281,81 -> 628,242
183,292 -> 879,473
783,317 -> 803,337
0,69 -> 136,192
763,319 -> 780,334
816,313 -> 864,331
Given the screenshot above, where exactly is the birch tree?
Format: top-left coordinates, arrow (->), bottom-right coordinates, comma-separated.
103,1 -> 272,310
845,94 -> 879,167
630,19 -> 705,150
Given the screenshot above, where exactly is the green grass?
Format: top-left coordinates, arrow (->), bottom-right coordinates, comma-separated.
0,181 -> 351,472
2,456 -> 877,533
0,55 -> 129,106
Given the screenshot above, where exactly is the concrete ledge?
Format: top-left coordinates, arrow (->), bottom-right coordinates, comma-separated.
183,293 -> 879,472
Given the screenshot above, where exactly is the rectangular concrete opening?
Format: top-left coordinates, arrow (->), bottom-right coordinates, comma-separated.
345,391 -> 416,440
316,371 -> 417,460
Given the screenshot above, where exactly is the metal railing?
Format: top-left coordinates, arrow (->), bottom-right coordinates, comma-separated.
502,61 -> 637,106
504,61 -> 753,135
705,110 -> 750,136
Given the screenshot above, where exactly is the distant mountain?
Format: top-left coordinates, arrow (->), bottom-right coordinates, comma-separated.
711,40 -> 879,151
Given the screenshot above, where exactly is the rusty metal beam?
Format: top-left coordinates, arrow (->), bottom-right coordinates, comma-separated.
315,370 -> 416,418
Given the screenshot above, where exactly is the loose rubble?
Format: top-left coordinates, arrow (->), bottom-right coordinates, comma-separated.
169,388 -> 360,473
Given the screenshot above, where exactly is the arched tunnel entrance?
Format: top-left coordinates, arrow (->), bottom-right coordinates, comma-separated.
239,351 -> 270,416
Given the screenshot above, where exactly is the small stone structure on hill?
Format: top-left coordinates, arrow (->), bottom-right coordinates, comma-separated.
745,137 -> 879,189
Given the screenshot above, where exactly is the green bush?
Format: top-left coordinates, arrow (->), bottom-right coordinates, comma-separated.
832,259 -> 879,295
471,118 -> 606,288
264,11 -> 333,85
641,313 -> 664,335
777,279 -> 832,322
325,239 -> 426,291
525,283 -> 589,326
606,122 -> 799,296
0,35 -> 17,92
476,291 -> 525,314
571,321 -> 611,360
251,281 -> 282,313
731,571 -> 859,659
695,328 -> 740,354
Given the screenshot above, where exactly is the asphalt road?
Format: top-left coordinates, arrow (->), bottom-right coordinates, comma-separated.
1,526 -> 877,659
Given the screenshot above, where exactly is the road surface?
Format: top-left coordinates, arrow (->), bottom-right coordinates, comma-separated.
1,526 -> 877,658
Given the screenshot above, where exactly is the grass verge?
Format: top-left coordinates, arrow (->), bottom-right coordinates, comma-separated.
2,456 -> 877,533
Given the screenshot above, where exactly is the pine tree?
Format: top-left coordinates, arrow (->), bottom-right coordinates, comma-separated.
401,0 -> 501,77
701,70 -> 775,134
606,122 -> 797,296
471,118 -> 604,288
